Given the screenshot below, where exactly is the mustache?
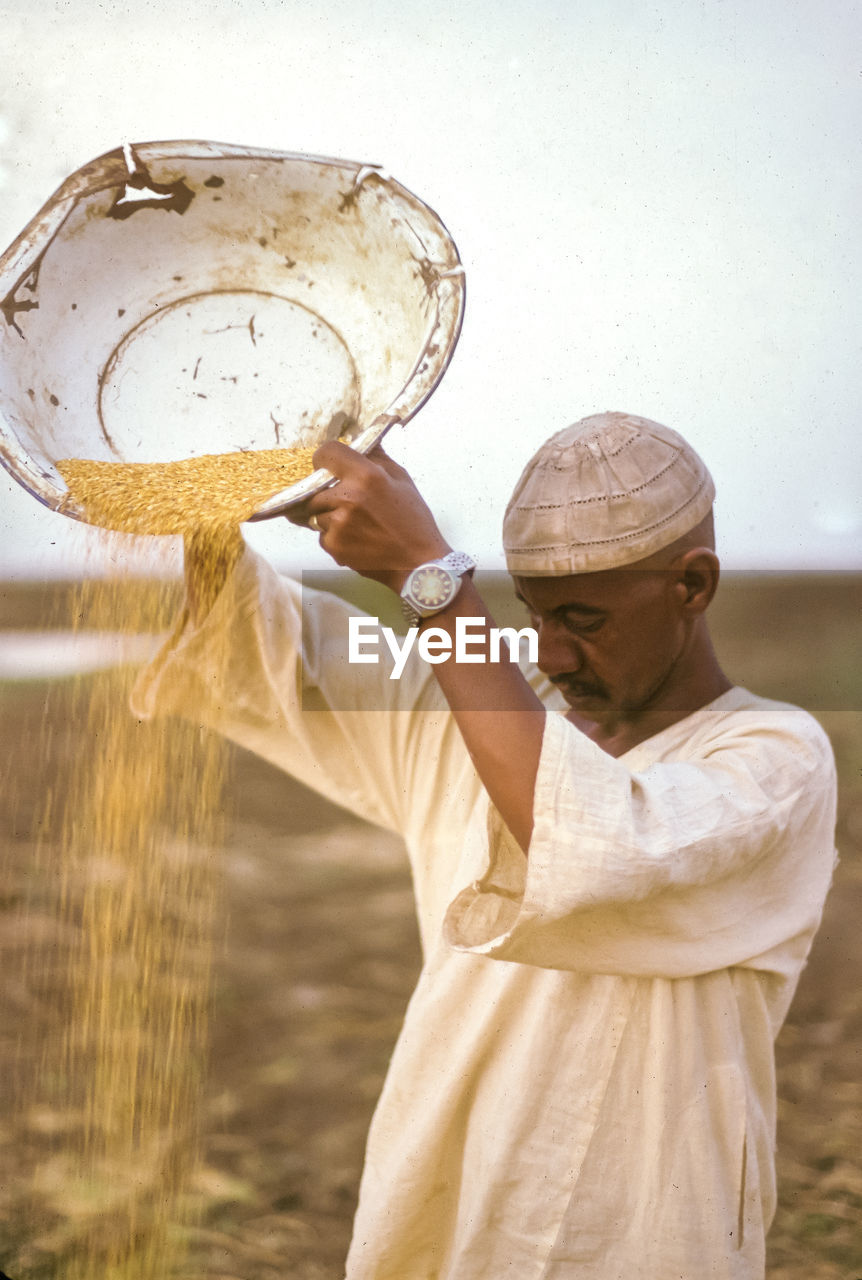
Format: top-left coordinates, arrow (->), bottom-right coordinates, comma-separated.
548,674 -> 606,699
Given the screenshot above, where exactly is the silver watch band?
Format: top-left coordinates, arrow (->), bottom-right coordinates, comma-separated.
437,551 -> 476,577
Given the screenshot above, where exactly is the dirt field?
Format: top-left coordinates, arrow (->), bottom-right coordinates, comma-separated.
1,572 -> 860,1278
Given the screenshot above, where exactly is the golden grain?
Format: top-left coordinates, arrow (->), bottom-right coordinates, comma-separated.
28,446 -> 310,1277
57,445 -> 316,535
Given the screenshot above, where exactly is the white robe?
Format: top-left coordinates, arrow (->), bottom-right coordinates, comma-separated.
132,549 -> 837,1280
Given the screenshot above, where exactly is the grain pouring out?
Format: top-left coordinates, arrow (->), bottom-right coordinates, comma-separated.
22,445 -> 320,1278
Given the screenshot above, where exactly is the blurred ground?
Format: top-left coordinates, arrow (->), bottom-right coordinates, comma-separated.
0,572 -> 860,1278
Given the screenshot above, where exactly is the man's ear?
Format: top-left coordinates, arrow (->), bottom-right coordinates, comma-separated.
675,548 -> 721,613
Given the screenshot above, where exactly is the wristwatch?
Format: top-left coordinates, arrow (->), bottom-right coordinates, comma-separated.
400,551 -> 476,627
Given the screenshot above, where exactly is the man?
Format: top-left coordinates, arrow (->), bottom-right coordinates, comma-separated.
134,411 -> 837,1278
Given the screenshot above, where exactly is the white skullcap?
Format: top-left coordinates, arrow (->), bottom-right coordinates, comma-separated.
503,411 -> 715,574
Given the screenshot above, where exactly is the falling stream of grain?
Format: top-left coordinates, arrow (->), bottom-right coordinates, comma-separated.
28,445 -> 316,1278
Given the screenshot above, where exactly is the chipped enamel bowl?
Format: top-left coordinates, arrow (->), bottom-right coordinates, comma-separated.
0,141 -> 465,524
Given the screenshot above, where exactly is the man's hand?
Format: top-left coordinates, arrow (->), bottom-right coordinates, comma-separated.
300,442 -> 451,592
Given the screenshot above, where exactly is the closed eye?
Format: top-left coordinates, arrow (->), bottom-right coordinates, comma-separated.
515,595 -> 605,635
560,612 -> 605,635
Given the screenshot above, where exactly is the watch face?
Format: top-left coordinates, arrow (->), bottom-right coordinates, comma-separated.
409,565 -> 457,610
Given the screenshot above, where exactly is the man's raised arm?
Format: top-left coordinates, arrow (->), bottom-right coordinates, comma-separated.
304,440 -> 547,852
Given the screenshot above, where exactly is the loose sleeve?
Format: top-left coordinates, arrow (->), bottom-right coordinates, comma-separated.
444,699 -> 837,979
131,546 -> 475,839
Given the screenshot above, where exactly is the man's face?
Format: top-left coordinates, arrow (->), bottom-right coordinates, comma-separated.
513,567 -> 688,728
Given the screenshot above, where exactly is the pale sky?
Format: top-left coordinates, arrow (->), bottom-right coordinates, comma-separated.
0,0 -> 859,577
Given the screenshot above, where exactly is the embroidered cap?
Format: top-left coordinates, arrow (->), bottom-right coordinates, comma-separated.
503,411 -> 716,575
